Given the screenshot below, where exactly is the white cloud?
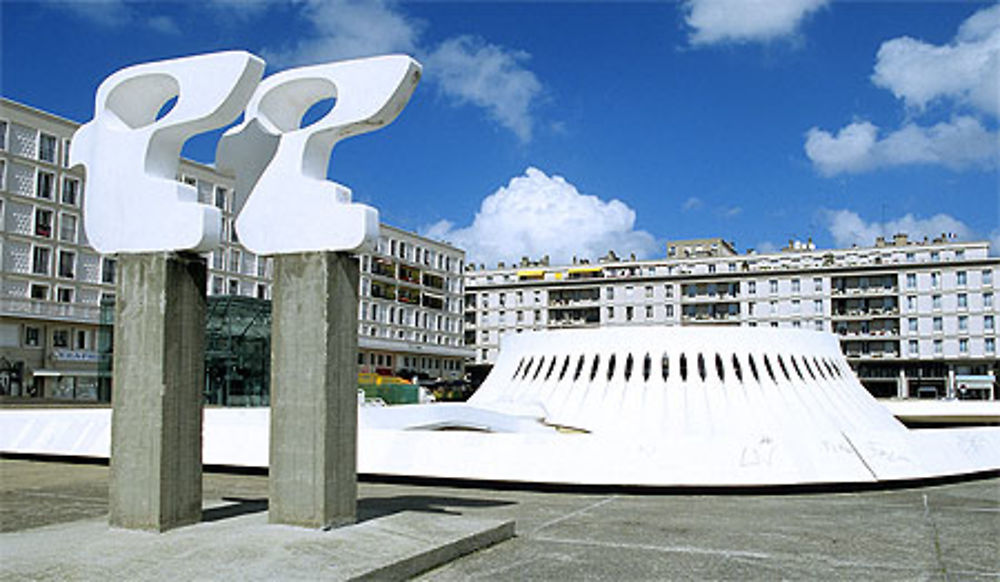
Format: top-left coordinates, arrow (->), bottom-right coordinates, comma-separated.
683,0 -> 829,46
805,116 -> 998,175
807,4 -> 1000,176
423,167 -> 658,266
822,209 -> 975,248
146,15 -> 180,35
682,196 -> 703,211
871,4 -> 1000,117
424,36 -> 542,142
265,0 -> 421,65
264,0 -> 542,141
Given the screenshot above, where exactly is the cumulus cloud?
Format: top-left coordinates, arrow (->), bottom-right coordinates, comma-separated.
805,117 -> 998,175
683,0 -> 829,46
807,5 -> 1000,175
265,0 -> 421,64
423,168 -> 658,266
822,209 -> 975,248
424,37 -> 542,142
42,0 -> 178,31
264,0 -> 542,141
871,3 -> 1000,117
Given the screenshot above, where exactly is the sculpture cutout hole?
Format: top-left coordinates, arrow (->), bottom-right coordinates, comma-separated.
522,357 -> 534,380
763,355 -> 776,383
715,354 -> 725,382
748,355 -> 760,382
607,354 -> 616,381
732,354 -> 743,383
559,355 -> 571,381
777,355 -> 791,381
697,353 -> 707,382
791,356 -> 805,381
662,353 -> 670,381
156,96 -> 178,121
813,357 -> 826,380
104,73 -> 180,129
589,355 -> 601,382
643,353 -> 652,382
545,357 -> 558,381
512,358 -> 525,380
533,356 -> 546,380
624,354 -> 634,381
573,355 -> 585,381
679,353 -> 687,381
300,97 -> 336,129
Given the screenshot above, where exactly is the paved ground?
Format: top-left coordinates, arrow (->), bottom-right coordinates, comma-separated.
1,458 -> 998,580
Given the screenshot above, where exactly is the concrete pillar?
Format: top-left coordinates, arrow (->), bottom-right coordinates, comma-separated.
269,252 -> 359,528
898,368 -> 907,399
110,253 -> 206,532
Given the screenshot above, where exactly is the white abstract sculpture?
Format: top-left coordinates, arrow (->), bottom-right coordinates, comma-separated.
70,51 -> 265,254
217,55 -> 421,255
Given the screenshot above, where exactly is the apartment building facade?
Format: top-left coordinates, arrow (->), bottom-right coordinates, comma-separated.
465,236 -> 999,399
0,98 -> 468,400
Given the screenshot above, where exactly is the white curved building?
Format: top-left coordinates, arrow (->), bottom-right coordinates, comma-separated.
3,326 -> 998,487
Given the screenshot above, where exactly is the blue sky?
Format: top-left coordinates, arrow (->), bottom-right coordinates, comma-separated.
3,0 -> 998,265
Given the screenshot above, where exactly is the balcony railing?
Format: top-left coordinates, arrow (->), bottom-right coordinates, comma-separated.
0,297 -> 100,323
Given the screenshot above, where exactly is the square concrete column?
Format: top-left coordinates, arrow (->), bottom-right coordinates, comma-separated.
110,252 -> 206,531
269,252 -> 359,528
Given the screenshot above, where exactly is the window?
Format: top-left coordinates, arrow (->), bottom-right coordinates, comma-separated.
101,257 -> 116,284
666,305 -> 674,318
813,299 -> 822,313
59,214 -> 77,242
645,305 -> 653,318
986,293 -> 994,308
906,273 -> 916,289
958,315 -> 968,331
0,159 -> 6,190
748,281 -> 756,294
908,317 -> 917,332
813,278 -> 822,292
907,295 -> 917,311
931,251 -> 940,262
58,251 -> 75,278
53,329 -> 69,348
31,246 -> 50,275
931,272 -> 940,288
211,276 -> 223,295
984,270 -> 993,286
214,187 -> 228,211
666,285 -> 674,298
57,287 -> 73,303
36,170 -> 54,199
791,279 -> 801,293
61,178 -> 79,206
933,317 -> 942,332
62,139 -> 71,167
626,306 -> 634,321
645,285 -> 653,298
792,299 -> 801,313
933,339 -> 942,354
39,133 -> 57,163
957,271 -> 967,286
986,315 -> 995,331
25,326 -> 39,347
34,208 -> 53,237
959,338 -> 968,353
909,340 -> 918,354
906,252 -> 915,263
932,294 -> 941,310
228,279 -> 239,295
986,338 -> 996,353
0,120 -> 7,150
814,320 -> 824,331
30,284 -> 48,300
958,293 -> 968,309
769,279 -> 778,294
955,250 -> 964,260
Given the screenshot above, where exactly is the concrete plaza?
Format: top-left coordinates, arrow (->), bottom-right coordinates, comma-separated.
1,458 -> 998,580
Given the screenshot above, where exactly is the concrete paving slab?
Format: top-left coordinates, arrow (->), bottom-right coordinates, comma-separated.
0,505 -> 514,581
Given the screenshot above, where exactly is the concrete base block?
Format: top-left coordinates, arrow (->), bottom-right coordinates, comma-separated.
269,252 -> 359,528
110,252 -> 206,532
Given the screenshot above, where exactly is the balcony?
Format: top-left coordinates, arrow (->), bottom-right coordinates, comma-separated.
0,297 -> 100,323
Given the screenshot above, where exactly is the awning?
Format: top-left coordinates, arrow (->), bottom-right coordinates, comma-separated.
567,267 -> 602,274
517,270 -> 545,277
